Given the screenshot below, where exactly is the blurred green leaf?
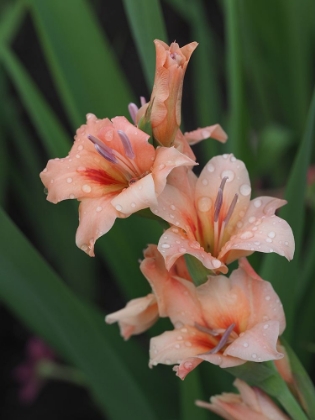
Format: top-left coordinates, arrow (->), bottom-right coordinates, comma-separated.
180,369 -> 208,420
0,45 -> 71,156
0,0 -> 26,45
0,207 -> 157,420
29,0 -> 133,128
122,0 -> 168,88
261,88 -> 315,340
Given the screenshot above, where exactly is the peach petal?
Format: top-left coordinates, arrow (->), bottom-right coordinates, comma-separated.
198,352 -> 246,369
219,215 -> 295,264
157,228 -> 227,273
111,174 -> 157,215
152,147 -> 197,195
105,294 -> 158,340
173,358 -> 203,380
184,124 -> 228,145
224,321 -> 283,362
75,196 -> 119,256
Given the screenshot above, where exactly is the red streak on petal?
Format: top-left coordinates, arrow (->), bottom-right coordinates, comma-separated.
84,168 -> 123,186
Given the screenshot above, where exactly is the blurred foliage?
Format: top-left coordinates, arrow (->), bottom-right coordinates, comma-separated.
0,0 -> 314,419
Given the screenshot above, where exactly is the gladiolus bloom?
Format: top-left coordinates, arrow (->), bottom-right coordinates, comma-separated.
196,379 -> 290,420
147,258 -> 285,379
152,154 -> 295,273
139,40 -> 198,147
40,114 -> 195,256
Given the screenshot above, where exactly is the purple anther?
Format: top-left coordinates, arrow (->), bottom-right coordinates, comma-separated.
117,130 -> 135,159
195,323 -> 219,336
128,103 -> 138,124
224,194 -> 238,225
201,323 -> 236,355
214,177 -> 228,222
88,135 -> 117,163
140,96 -> 146,106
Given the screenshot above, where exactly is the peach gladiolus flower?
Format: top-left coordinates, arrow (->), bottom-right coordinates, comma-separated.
105,244 -> 192,339
105,294 -> 158,340
196,379 -> 290,420
147,258 -> 285,379
138,40 -> 198,147
152,154 -> 295,273
40,114 -> 195,256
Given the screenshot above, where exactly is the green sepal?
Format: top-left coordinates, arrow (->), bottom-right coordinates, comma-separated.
226,361 -> 308,420
184,254 -> 212,286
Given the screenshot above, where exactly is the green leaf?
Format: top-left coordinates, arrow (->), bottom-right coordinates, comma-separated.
0,207 -> 157,419
180,369 -> 208,420
0,45 -> 71,156
281,338 -> 315,420
260,88 -> 315,340
122,0 -> 168,88
29,0 -> 133,128
0,0 -> 26,45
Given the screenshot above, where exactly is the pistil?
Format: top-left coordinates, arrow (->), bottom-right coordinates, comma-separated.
200,323 -> 236,355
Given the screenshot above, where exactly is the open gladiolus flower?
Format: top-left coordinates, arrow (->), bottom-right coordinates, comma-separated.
105,244 -> 192,339
40,114 -> 195,256
152,154 -> 295,273
137,40 -> 198,147
147,258 -> 285,379
196,378 -> 290,420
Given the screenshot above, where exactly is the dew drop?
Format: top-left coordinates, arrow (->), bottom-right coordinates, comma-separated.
69,194 -> 75,199
170,204 -> 176,210
159,164 -> 165,170
131,202 -> 136,208
266,238 -> 273,243
268,231 -> 276,238
189,241 -> 200,249
197,197 -> 212,212
206,163 -> 215,172
223,154 -> 228,159
96,206 -> 102,212
115,204 -> 123,211
249,216 -> 256,223
75,154 -> 80,159
212,259 -> 221,268
181,328 -> 188,333
240,231 -> 254,239
243,342 -> 249,348
66,177 -> 73,183
251,353 -> 257,359
254,199 -> 262,208
285,241 -> 288,246
184,362 -> 193,370
263,324 -> 269,329
221,170 -> 235,182
82,184 -> 92,193
77,166 -> 86,172
175,344 -> 181,349
230,155 -> 236,162
202,178 -> 208,186
265,295 -> 271,301
254,241 -> 261,245
78,145 -> 83,151
240,184 -> 251,196
161,243 -> 171,249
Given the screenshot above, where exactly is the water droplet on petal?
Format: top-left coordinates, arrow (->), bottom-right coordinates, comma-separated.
265,295 -> 271,301
184,362 -> 193,370
189,241 -> 200,249
268,231 -> 276,238
170,205 -> 176,210
230,155 -> 236,162
115,204 -> 123,211
82,184 -> 92,193
197,197 -> 212,212
67,177 -> 73,183
159,164 -> 165,170
69,194 -> 75,199
254,199 -> 262,208
207,163 -> 215,172
240,231 -> 254,239
175,344 -> 181,349
96,206 -> 102,212
266,238 -> 273,243
263,324 -> 269,329
251,353 -> 257,359
243,342 -> 249,348
221,170 -> 235,182
78,145 -> 83,151
212,259 -> 221,268
202,178 -> 208,186
179,247 -> 186,253
131,202 -> 136,208
240,184 -> 251,196
249,216 -> 256,223
161,243 -> 171,249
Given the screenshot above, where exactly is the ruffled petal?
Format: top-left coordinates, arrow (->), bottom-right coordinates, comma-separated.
224,321 -> 283,362
183,124 -> 228,145
75,196 -> 119,256
157,228 -> 227,273
105,294 -> 158,340
111,174 -> 157,215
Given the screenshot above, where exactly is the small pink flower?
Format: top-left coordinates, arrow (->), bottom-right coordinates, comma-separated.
196,378 -> 290,420
151,154 -> 295,272
40,114 -> 195,256
13,337 -> 55,404
147,258 -> 285,379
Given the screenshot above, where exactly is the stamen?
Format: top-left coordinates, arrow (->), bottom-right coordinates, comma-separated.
195,323 -> 219,336
128,103 -> 138,124
140,96 -> 146,106
117,130 -> 135,159
224,194 -> 238,225
88,135 -> 117,163
200,323 -> 236,355
214,177 -> 228,222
